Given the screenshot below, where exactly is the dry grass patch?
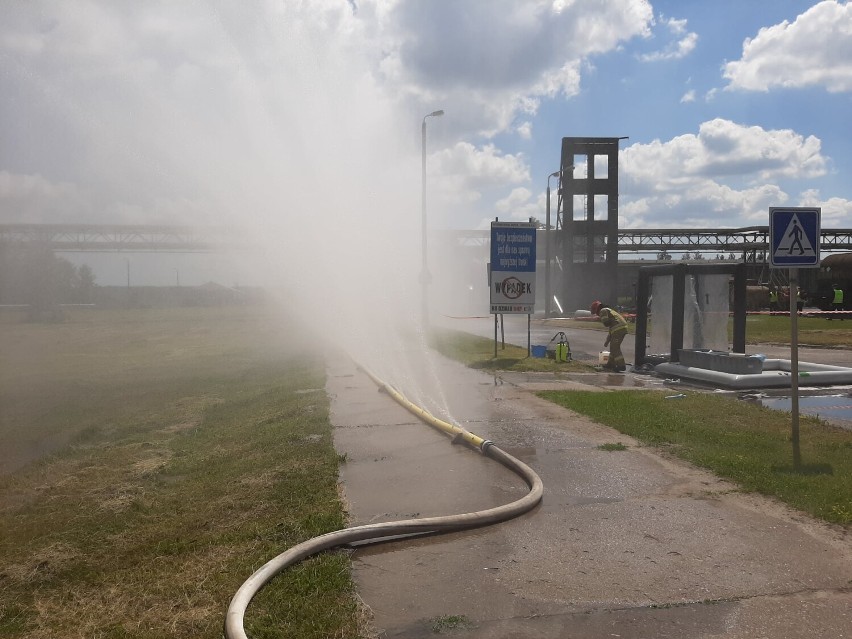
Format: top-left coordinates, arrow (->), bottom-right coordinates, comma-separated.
0,306 -> 360,638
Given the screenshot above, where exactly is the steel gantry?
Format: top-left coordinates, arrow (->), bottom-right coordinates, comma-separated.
3,224 -> 851,256
0,224 -> 249,252
615,226 -> 852,259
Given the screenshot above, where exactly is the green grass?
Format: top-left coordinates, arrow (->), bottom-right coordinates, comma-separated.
744,313 -> 852,346
431,328 -> 594,372
0,306 -> 361,638
597,442 -> 628,451
547,313 -> 852,347
429,614 -> 475,633
538,389 -> 852,526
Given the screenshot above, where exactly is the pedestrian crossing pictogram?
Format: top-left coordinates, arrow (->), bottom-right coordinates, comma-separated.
769,207 -> 821,268
775,214 -> 816,258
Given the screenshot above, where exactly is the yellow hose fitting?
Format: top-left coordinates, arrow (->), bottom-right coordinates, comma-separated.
358,365 -> 488,451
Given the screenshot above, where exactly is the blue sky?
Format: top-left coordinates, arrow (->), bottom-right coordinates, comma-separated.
422,0 -> 852,231
1,1 -> 851,286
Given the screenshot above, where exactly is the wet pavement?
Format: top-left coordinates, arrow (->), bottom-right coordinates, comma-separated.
328,351 -> 852,638
445,313 -> 852,427
755,392 -> 852,428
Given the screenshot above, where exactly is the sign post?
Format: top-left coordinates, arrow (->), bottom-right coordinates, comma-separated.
769,207 -> 821,468
490,220 -> 537,355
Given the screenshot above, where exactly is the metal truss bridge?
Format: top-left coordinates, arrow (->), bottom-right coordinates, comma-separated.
615,226 -> 852,255
2,223 -> 852,256
439,226 -> 852,258
0,224 -> 247,252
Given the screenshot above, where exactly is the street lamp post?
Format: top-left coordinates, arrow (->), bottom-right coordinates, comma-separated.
421,109 -> 444,329
545,170 -> 560,317
125,258 -> 131,308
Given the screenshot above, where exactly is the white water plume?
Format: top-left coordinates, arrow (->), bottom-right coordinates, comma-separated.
1,2 -> 459,417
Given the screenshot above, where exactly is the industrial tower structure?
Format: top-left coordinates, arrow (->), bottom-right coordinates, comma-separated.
553,137 -> 623,314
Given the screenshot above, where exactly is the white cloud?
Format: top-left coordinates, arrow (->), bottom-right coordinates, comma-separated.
620,119 -> 830,226
387,1 -> 652,89
496,187 -> 532,213
429,142 -> 531,227
0,1 -> 658,231
797,189 -> 852,227
0,170 -> 228,226
432,142 -> 529,191
381,0 -> 653,135
668,17 -> 688,36
0,1 -> 411,227
4,1 -> 850,236
625,119 -> 826,186
638,15 -> 698,62
0,171 -> 91,223
723,0 -> 852,92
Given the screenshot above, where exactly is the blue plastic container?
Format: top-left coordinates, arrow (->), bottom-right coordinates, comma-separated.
531,345 -> 547,358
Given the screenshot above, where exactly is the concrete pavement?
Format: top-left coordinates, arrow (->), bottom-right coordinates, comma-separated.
329,351 -> 852,638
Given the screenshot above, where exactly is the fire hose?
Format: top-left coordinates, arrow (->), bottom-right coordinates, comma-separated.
224,365 -> 544,639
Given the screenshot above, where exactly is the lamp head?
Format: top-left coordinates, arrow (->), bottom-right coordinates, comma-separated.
430,109 -> 444,117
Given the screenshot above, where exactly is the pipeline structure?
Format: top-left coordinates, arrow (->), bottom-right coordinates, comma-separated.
224,365 -> 544,639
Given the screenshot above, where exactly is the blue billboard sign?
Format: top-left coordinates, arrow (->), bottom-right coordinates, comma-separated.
490,221 -> 536,314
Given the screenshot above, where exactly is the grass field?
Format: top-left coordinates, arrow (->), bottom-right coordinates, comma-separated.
0,306 -> 360,638
743,313 -> 852,346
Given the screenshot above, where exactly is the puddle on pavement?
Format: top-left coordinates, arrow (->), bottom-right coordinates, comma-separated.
598,372 -> 643,387
500,370 -> 659,389
756,394 -> 852,423
568,370 -> 677,389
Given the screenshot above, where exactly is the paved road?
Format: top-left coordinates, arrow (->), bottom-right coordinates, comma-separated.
329,349 -> 852,638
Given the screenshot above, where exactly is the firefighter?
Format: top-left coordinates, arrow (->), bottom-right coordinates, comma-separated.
830,284 -> 844,320
590,301 -> 627,372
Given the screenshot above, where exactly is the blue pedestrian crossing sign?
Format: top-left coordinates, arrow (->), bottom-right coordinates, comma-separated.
769,207 -> 821,268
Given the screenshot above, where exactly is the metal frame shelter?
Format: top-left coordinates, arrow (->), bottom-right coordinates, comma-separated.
634,262 -> 747,366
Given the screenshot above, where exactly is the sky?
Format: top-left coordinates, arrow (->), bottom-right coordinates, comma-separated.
2,0 -> 852,285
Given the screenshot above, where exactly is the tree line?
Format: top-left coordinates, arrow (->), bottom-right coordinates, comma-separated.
0,243 -> 95,320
